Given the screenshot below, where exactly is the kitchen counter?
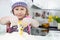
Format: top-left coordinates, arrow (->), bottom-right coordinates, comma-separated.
0,31 -> 60,40
0,25 -> 60,40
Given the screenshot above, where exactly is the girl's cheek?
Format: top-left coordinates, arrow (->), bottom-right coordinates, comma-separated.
13,11 -> 19,17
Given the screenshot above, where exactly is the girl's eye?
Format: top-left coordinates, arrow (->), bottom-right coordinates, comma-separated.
21,8 -> 24,10
15,9 -> 19,10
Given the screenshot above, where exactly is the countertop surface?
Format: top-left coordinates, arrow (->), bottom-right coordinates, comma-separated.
0,31 -> 60,40
0,25 -> 60,40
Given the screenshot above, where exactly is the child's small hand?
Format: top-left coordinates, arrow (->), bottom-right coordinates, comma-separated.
22,18 -> 31,28
0,16 -> 10,25
22,18 -> 40,28
31,19 -> 40,28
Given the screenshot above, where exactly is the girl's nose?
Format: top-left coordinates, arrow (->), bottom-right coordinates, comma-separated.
18,11 -> 22,14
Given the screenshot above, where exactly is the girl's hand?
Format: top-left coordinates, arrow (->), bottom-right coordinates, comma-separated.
0,16 -> 10,25
22,18 -> 31,28
31,19 -> 40,28
23,18 -> 39,28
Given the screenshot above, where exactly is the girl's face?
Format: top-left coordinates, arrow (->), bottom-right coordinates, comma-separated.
13,6 -> 26,20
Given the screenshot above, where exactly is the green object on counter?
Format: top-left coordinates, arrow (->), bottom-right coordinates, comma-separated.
55,18 -> 60,23
53,16 -> 60,23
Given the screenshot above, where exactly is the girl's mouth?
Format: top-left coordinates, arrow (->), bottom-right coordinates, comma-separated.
17,14 -> 23,16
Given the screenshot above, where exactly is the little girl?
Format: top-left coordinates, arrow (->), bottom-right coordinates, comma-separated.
0,2 -> 39,34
